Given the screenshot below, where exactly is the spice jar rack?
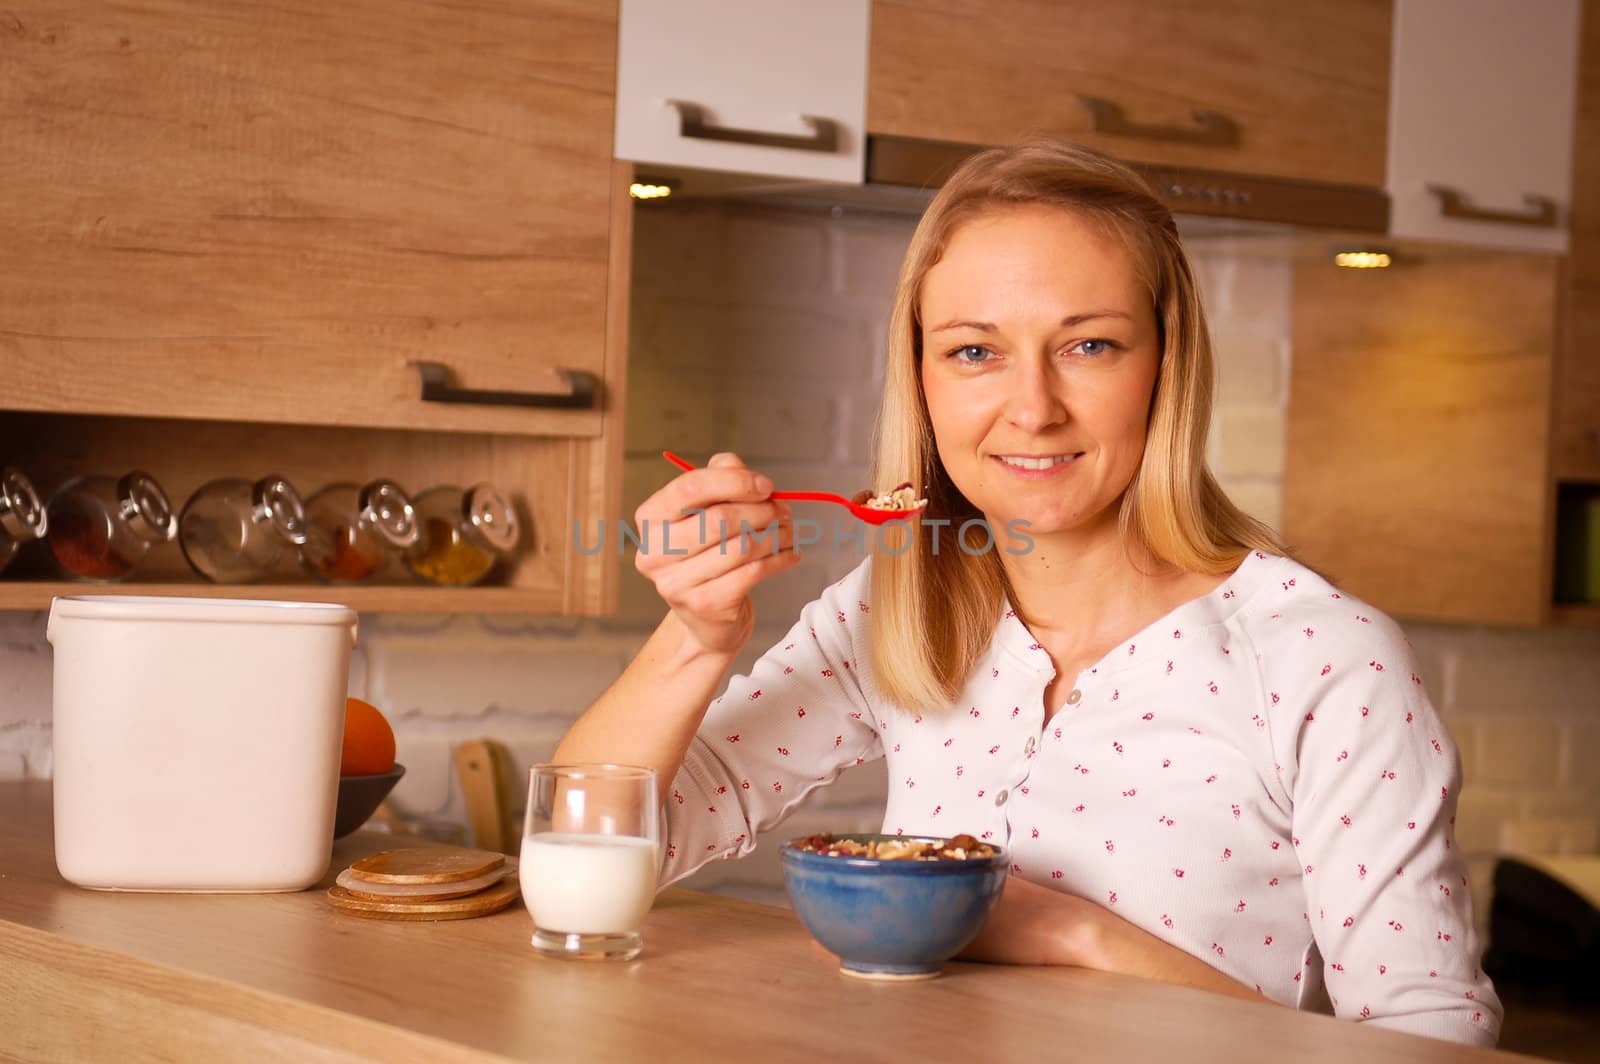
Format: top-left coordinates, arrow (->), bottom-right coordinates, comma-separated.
0,411 -> 620,615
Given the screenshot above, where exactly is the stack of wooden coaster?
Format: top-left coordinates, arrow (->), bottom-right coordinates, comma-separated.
327,846 -> 520,921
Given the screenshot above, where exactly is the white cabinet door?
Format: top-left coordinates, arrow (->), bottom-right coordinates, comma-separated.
1388,0 -> 1581,252
615,0 -> 869,184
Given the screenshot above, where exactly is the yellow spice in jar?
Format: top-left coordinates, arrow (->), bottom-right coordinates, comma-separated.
407,516 -> 496,585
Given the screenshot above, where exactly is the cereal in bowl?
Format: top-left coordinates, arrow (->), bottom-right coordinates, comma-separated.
790,833 -> 995,861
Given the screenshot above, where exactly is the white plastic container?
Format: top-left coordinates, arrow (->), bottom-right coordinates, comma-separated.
47,595 -> 358,892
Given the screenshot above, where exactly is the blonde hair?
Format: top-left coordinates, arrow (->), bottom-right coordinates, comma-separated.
869,141 -> 1287,712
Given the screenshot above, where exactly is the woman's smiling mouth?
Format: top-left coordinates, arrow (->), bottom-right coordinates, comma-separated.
994,453 -> 1083,473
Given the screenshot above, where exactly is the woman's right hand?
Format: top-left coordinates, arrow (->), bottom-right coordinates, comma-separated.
633,452 -> 802,656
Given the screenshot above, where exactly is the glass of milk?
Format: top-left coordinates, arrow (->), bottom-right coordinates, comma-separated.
521,763 -> 660,961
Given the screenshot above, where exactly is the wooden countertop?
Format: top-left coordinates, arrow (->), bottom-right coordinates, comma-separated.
0,782 -> 1537,1063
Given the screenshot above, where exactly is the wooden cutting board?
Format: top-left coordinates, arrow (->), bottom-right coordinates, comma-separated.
453,739 -> 521,854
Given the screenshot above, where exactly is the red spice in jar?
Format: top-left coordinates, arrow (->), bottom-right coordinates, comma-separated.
48,507 -> 135,580
310,525 -> 379,582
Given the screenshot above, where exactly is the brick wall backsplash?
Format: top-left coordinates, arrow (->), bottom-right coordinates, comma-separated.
4,200 -> 1598,927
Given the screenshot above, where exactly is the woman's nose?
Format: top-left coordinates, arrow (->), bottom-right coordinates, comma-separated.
1003,358 -> 1067,434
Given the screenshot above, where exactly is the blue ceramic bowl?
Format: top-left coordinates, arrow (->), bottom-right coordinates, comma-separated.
781,834 -> 1007,979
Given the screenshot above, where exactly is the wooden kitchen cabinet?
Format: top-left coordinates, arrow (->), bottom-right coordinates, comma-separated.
0,0 -> 631,614
1387,0 -> 1581,254
1554,2 -> 1600,485
1284,0 -> 1600,627
1284,248 -> 1563,626
1557,283 -> 1600,485
867,0 -> 1393,189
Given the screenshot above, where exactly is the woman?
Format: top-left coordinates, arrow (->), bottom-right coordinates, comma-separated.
554,142 -> 1500,1046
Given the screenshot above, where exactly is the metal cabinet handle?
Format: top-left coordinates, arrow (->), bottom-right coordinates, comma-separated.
665,100 -> 839,153
1077,96 -> 1239,148
1426,186 -> 1560,228
411,361 -> 599,410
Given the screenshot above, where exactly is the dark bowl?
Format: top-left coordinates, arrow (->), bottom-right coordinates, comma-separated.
333,764 -> 405,839
780,833 -> 1007,979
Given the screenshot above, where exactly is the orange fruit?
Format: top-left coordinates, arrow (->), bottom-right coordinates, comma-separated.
341,697 -> 396,777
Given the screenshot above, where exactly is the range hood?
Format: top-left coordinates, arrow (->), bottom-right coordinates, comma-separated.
640,133 -> 1390,234
867,135 -> 1389,233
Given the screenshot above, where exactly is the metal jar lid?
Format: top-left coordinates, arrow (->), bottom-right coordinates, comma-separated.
252,476 -> 309,546
462,483 -> 519,554
0,467 -> 47,542
117,471 -> 177,544
358,479 -> 419,549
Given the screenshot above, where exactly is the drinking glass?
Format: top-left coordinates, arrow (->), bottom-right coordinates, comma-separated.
521,763 -> 660,961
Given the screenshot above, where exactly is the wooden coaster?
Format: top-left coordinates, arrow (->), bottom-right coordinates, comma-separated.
327,875 -> 521,921
347,846 -> 506,886
335,859 -> 517,902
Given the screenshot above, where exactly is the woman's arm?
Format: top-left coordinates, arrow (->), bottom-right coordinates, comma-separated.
555,453 -> 884,886
552,611 -> 741,796
960,876 -> 1273,1004
649,567 -> 884,884
1258,601 -> 1501,1046
553,452 -> 799,792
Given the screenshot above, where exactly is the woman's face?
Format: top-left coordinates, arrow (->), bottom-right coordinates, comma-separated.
918,205 -> 1162,539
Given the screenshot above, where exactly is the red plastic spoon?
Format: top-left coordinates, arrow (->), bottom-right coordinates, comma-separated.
662,451 -> 925,526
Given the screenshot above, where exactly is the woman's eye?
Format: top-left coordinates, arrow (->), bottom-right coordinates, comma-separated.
1072,338 -> 1118,357
950,345 -> 992,364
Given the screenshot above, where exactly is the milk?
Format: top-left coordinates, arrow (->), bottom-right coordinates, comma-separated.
520,832 -> 658,935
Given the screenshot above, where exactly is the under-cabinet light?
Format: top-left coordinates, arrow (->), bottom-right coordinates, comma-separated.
1333,250 -> 1394,269
629,180 -> 677,201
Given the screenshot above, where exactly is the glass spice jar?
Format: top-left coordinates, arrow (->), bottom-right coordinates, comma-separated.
301,479 -> 419,583
178,476 -> 309,584
45,471 -> 177,582
402,484 -> 520,586
0,467 -> 48,577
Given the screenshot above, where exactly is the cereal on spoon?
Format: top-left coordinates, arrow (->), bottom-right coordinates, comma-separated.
850,483 -> 927,512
